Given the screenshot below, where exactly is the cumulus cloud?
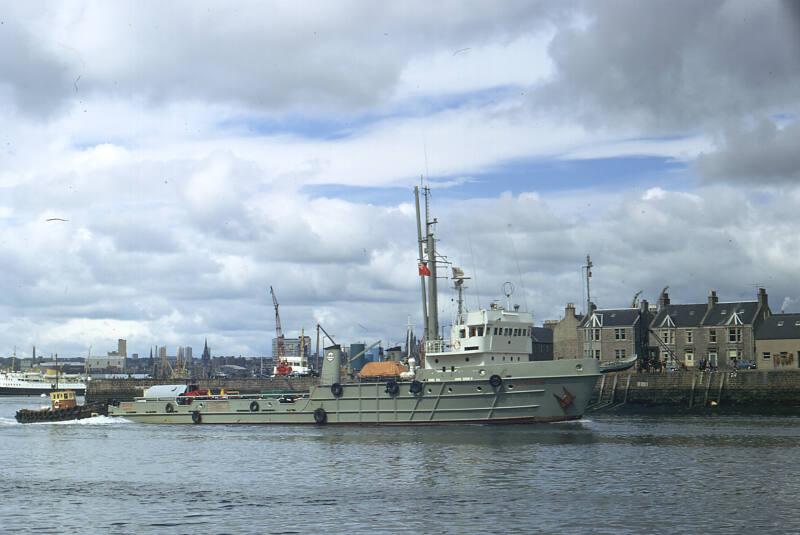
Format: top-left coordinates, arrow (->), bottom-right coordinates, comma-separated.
1,1 -> 566,117
1,1 -> 799,359
538,0 -> 800,130
696,120 -> 800,184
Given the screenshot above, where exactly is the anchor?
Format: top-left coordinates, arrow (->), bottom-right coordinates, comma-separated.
553,387 -> 575,410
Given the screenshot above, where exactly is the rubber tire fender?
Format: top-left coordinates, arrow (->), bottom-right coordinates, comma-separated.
409,380 -> 423,395
489,374 -> 503,388
249,400 -> 260,412
313,407 -> 327,425
330,383 -> 343,398
191,411 -> 202,424
385,380 -> 400,396
165,403 -> 176,413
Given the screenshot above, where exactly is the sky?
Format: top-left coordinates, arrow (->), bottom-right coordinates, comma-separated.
1,1 -> 799,359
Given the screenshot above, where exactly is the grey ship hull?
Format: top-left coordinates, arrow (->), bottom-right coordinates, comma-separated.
109,359 -> 600,425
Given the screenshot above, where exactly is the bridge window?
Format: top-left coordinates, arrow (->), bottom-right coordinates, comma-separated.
459,329 -> 466,338
477,326 -> 484,336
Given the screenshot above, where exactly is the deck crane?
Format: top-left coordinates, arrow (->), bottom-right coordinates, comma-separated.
270,286 -> 291,375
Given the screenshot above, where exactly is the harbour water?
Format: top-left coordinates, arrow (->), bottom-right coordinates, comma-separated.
2,396 -> 800,534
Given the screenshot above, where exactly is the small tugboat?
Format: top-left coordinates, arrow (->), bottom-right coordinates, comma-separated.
15,390 -> 107,424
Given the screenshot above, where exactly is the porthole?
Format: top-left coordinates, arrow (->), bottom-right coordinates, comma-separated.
427,388 -> 432,393
508,384 -> 514,390
476,386 -> 483,392
491,356 -> 495,361
435,358 -> 439,363
447,387 -> 453,393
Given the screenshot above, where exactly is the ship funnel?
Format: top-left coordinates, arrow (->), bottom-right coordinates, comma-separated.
321,345 -> 342,385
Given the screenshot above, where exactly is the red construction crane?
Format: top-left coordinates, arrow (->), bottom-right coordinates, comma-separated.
270,286 -> 291,375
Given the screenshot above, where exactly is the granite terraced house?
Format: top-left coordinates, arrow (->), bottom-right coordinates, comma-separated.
649,288 -> 770,369
755,313 -> 800,370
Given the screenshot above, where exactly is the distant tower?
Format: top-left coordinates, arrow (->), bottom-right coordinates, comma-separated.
202,338 -> 211,378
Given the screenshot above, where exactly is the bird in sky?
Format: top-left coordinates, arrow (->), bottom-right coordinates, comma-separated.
45,218 -> 69,222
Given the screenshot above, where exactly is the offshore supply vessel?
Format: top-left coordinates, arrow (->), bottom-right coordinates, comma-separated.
109,187 -> 600,424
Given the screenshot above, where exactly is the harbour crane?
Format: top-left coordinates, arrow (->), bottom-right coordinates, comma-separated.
270,286 -> 289,375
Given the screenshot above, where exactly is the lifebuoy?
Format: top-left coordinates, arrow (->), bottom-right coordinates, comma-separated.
191,411 -> 202,424
489,374 -> 503,388
331,383 -> 343,398
453,340 -> 461,349
249,401 -> 260,412
409,380 -> 423,395
165,403 -> 175,413
385,380 -> 400,396
313,407 -> 327,424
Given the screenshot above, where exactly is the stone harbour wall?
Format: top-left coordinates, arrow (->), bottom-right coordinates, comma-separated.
589,369 -> 800,413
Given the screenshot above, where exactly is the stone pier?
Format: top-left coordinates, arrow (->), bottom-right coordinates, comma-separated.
589,369 -> 800,413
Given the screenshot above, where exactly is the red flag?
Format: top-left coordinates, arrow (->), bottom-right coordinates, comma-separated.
418,263 -> 431,276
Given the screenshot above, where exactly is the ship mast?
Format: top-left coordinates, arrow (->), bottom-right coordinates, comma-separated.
425,187 -> 439,340
584,255 -> 593,359
414,185 -> 430,341
452,267 -> 470,324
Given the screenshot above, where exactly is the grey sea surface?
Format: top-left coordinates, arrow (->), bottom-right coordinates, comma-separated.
1,395 -> 798,534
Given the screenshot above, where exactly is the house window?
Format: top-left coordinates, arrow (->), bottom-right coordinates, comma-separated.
728,327 -> 742,343
709,352 -> 718,367
594,350 -> 601,360
592,329 -> 601,342
661,330 -> 673,344
685,351 -> 694,364
614,328 -> 626,340
614,349 -> 626,359
762,352 -> 771,359
709,329 -> 717,343
686,330 -> 693,344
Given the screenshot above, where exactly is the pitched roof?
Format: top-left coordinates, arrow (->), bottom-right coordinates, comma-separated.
579,308 -> 640,328
756,313 -> 800,340
701,301 -> 760,327
651,304 -> 707,328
